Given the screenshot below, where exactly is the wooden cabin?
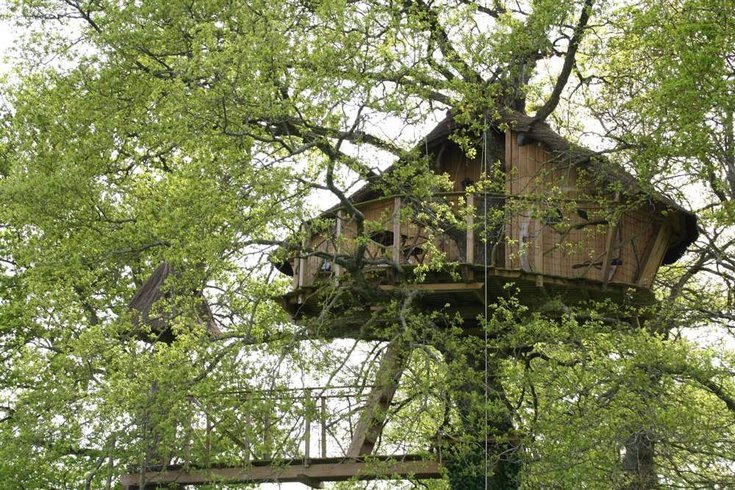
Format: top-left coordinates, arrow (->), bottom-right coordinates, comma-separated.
278,112 -> 698,318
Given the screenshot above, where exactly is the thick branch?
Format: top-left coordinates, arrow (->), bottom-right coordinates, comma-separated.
457,0 -> 505,18
404,0 -> 484,84
531,0 -> 594,124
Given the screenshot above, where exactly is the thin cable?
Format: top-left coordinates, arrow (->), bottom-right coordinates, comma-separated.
482,115 -> 490,490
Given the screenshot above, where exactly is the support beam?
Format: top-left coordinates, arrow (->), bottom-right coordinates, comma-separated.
297,473 -> 325,489
636,223 -> 670,287
601,220 -> 621,285
120,457 -> 442,489
347,340 -> 408,457
379,282 -> 484,292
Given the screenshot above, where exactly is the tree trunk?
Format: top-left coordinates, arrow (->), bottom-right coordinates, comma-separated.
440,347 -> 521,490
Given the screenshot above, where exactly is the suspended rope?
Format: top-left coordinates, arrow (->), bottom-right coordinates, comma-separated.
482,113 -> 490,490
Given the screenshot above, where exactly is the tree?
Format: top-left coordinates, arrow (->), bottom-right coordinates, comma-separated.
0,0 -> 734,488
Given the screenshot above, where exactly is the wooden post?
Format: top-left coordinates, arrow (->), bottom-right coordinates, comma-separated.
393,198 -> 401,263
334,212 -> 342,276
262,411 -> 272,460
304,391 -> 312,464
244,411 -> 251,462
205,411 -> 212,468
297,225 -> 307,303
347,340 -> 408,457
320,396 -> 327,458
466,193 -> 475,264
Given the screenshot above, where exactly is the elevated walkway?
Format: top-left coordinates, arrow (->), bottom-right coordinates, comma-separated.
121,365 -> 443,488
121,455 -> 442,488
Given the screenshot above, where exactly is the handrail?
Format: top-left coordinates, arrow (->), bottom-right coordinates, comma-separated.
165,387 -> 435,470
327,190 -> 622,214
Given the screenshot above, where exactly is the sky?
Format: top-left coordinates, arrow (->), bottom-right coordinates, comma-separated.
0,15 -> 19,75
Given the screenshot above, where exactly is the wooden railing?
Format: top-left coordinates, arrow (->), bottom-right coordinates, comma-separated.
141,385 -> 436,470
290,190 -> 664,289
294,191 -> 504,289
124,385 -> 443,488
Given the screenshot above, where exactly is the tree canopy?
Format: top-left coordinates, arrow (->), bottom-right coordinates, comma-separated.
0,0 -> 734,488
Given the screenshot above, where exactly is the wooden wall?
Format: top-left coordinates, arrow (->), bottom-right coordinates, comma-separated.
290,130 -> 672,290
438,144 -> 483,192
504,130 -> 667,287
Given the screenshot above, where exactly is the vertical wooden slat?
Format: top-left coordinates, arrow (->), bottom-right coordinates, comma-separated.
393,197 -> 402,263
244,411 -> 251,462
533,145 -> 544,275
297,228 -> 306,300
601,195 -> 622,285
466,193 -> 475,264
334,212 -> 342,276
262,411 -> 272,460
320,397 -> 327,458
304,391 -> 312,463
518,137 -> 529,192
534,222 -> 544,277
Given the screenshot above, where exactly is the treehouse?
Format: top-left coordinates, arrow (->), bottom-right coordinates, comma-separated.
121,113 -> 698,489
278,112 -> 698,325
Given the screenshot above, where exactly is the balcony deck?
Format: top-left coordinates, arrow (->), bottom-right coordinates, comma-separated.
281,263 -> 656,337
287,191 -> 669,305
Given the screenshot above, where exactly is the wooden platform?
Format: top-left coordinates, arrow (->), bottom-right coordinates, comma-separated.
280,265 -> 655,335
120,455 -> 442,489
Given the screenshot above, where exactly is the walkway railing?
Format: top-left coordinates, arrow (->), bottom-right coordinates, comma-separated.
143,385 -> 438,470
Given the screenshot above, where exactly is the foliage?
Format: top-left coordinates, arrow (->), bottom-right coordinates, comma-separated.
0,1 -> 733,489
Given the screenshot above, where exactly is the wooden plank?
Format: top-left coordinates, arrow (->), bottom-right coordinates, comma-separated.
120,458 -> 442,488
320,397 -> 328,458
466,193 -> 474,264
531,144 -> 546,277
600,222 -> 620,285
378,282 -> 485,292
304,392 -> 312,462
347,340 -> 408,457
297,226 -> 307,301
297,474 -> 325,488
518,136 -> 529,193
636,222 -> 671,287
504,130 -> 513,179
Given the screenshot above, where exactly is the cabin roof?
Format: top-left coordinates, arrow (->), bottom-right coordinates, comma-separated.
128,262 -> 222,342
340,111 -> 698,265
